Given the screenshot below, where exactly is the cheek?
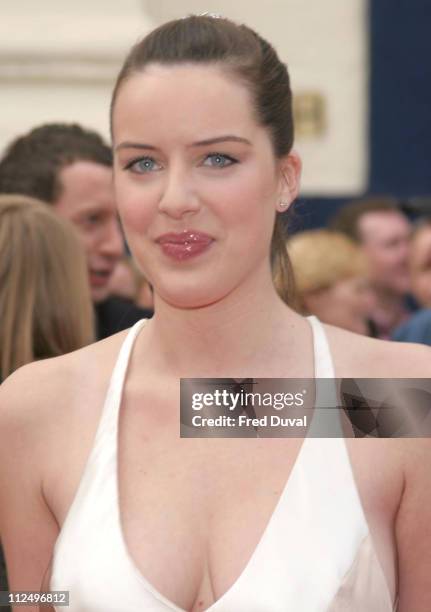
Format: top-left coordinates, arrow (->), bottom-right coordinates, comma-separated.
115,179 -> 155,236
348,289 -> 363,310
76,230 -> 98,258
333,283 -> 357,309
418,273 -> 431,290
372,248 -> 391,266
215,170 -> 277,238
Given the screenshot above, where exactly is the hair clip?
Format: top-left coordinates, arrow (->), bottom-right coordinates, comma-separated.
182,12 -> 224,19
199,12 -> 224,18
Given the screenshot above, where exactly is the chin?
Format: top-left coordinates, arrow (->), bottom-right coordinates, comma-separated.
156,279 -> 228,310
91,287 -> 111,304
161,291 -> 222,310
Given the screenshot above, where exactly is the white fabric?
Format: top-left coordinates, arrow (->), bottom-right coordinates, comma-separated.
50,316 -> 397,611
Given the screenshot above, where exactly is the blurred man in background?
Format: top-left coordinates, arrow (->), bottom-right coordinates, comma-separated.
391,217 -> 431,345
0,123 -> 153,339
408,217 -> 431,308
329,197 -> 413,338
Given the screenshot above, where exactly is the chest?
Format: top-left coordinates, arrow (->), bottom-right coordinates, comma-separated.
114,401 -> 401,611
50,383 -> 402,612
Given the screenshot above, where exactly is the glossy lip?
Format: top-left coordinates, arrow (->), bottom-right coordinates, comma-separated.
156,230 -> 214,245
155,230 -> 214,261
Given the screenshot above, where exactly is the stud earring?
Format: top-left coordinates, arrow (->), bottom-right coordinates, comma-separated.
279,200 -> 289,208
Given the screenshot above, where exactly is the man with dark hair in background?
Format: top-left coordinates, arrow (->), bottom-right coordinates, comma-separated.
391,217 -> 431,345
0,123 -> 153,339
408,217 -> 431,309
329,197 -> 414,338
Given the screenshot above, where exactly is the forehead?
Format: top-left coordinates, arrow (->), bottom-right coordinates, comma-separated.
112,63 -> 263,145
358,211 -> 410,241
56,161 -> 115,214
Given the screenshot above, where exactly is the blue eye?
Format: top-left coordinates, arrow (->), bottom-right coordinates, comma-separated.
125,157 -> 161,173
203,153 -> 237,168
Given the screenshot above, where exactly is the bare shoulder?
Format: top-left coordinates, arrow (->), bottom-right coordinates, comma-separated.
322,323 -> 431,378
322,325 -> 431,608
0,328 -> 130,448
0,329 -> 135,594
395,437 -> 431,610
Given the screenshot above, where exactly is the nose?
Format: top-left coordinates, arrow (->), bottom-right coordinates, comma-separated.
158,165 -> 200,219
100,217 -> 124,261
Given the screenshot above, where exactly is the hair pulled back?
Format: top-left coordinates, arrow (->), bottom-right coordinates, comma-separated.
111,15 -> 296,303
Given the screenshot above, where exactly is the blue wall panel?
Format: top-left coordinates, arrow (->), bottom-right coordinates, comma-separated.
294,0 -> 431,232
370,0 -> 431,196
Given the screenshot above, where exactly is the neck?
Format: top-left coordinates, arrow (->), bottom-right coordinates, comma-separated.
142,271 -> 300,378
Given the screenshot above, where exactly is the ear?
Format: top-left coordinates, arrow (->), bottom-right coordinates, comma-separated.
276,150 -> 302,213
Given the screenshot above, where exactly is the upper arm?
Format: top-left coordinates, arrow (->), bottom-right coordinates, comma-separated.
395,438 -> 431,611
0,365 -> 60,611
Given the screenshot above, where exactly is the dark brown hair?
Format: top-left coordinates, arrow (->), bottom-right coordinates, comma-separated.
111,15 -> 295,303
328,196 -> 403,243
0,123 -> 112,204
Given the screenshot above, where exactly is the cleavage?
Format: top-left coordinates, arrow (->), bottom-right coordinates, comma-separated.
118,425 -> 304,611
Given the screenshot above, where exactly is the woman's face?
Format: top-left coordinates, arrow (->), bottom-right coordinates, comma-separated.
112,64 -> 299,308
304,276 -> 377,335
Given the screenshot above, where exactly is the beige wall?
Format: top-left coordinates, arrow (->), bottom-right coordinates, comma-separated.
0,0 -> 154,144
0,0 -> 368,195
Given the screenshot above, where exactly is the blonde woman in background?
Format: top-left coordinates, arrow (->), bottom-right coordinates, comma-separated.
0,194 -> 95,609
0,194 -> 94,379
287,229 -> 376,335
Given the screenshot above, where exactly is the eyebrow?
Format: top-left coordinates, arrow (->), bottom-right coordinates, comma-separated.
115,135 -> 252,152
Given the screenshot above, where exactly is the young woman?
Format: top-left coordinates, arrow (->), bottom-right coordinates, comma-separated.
0,194 -> 94,609
287,229 -> 376,335
0,195 -> 94,380
0,16 -> 430,612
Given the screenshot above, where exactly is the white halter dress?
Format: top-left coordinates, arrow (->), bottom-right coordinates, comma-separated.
50,316 -> 398,611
